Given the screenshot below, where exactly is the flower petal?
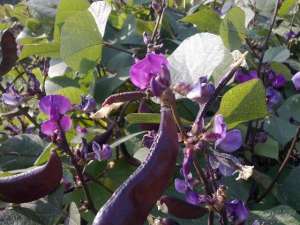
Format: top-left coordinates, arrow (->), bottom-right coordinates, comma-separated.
41,120 -> 58,136
213,114 -> 227,138
217,129 -> 242,152
39,95 -> 72,115
59,115 -> 72,132
292,72 -> 300,91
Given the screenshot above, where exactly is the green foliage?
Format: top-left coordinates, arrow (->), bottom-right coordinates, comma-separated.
0,134 -> 45,171
219,7 -> 246,50
60,10 -> 103,73
181,6 -> 221,34
218,79 -> 268,128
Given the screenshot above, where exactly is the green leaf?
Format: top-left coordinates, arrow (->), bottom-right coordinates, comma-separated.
0,209 -> 39,225
136,19 -> 155,34
126,113 -> 192,125
254,137 -> 279,160
54,87 -> 83,104
271,62 -> 293,80
65,202 -> 81,225
278,0 -> 297,17
280,166 -> 300,211
126,113 -> 161,124
218,79 -> 268,128
34,143 -> 53,166
0,134 -> 45,171
277,94 -> 300,122
110,131 -> 147,149
263,47 -> 290,63
249,205 -> 300,225
93,73 -> 128,103
219,7 -> 246,50
16,186 -> 64,225
19,42 -> 60,60
54,0 -> 90,41
264,116 -> 298,146
60,10 -> 102,73
181,6 -> 221,34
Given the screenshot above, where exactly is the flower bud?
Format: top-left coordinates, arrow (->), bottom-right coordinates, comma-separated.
186,78 -> 215,104
92,141 -> 112,161
292,72 -> 300,91
79,95 -> 97,113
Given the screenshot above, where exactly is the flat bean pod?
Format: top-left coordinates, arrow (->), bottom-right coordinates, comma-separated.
93,106 -> 179,225
0,150 -> 63,203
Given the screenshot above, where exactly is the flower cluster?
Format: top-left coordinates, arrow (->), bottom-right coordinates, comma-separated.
39,95 -> 72,137
130,53 -> 171,96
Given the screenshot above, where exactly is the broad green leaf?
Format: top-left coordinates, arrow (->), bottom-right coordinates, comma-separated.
54,0 -> 90,40
65,202 -> 81,225
271,62 -> 293,80
254,137 -> 279,160
278,0 -> 297,17
16,186 -> 64,225
277,94 -> 300,122
34,143 -> 53,166
168,33 -> 233,88
0,134 -> 45,171
280,166 -> 300,211
93,73 -> 129,103
48,59 -> 69,78
54,87 -> 83,104
28,0 -> 58,19
60,10 -> 102,73
126,113 -> 192,125
88,1 -> 112,37
45,76 -> 80,94
264,116 -> 298,146
0,209 -> 39,225
136,19 -> 155,34
181,6 -> 221,34
218,79 -> 268,128
252,169 -> 285,203
110,131 -> 147,148
126,113 -> 161,124
249,205 -> 300,225
219,7 -> 246,50
263,47 -> 290,63
19,42 -> 60,60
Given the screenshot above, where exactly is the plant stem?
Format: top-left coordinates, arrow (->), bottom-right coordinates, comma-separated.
255,127 -> 300,202
58,128 -> 97,214
103,42 -> 133,55
192,52 -> 247,134
256,0 -> 281,78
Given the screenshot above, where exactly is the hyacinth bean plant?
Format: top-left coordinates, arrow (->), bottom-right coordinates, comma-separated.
2,0 -> 300,225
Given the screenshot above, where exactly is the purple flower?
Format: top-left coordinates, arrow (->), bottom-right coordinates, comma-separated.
266,87 -> 282,108
213,115 -> 242,152
284,30 -> 300,41
186,77 -> 215,104
39,95 -> 72,136
271,74 -> 286,89
225,200 -> 249,225
78,95 -> 97,113
2,84 -> 24,106
28,74 -> 41,95
92,141 -> 112,161
185,190 -> 207,205
234,70 -> 257,83
150,64 -> 171,96
292,72 -> 300,91
174,178 -> 188,193
130,53 -> 169,90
